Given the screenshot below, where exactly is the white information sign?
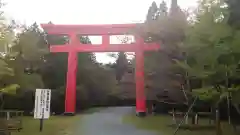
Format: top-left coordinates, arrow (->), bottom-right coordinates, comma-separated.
34,89 -> 51,119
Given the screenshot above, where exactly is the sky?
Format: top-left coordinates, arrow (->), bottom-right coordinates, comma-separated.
3,0 -> 197,63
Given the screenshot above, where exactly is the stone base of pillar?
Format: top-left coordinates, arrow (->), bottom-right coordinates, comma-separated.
136,112 -> 146,117
64,112 -> 75,116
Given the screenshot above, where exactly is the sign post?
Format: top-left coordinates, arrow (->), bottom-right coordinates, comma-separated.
34,89 -> 51,132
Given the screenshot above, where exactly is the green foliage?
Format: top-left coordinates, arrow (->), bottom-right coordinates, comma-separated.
192,86 -> 229,104
0,58 -> 14,77
0,84 -> 20,95
174,59 -> 215,79
229,85 -> 240,104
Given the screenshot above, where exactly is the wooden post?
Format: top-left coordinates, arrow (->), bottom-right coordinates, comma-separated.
173,108 -> 176,124
185,114 -> 188,125
195,113 -> 198,125
6,112 -> 10,120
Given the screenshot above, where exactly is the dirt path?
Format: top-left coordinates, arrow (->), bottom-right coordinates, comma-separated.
75,107 -> 158,135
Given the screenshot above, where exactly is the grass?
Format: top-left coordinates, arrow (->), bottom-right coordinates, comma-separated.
11,115 -> 79,135
10,107 -> 104,135
123,114 -> 236,135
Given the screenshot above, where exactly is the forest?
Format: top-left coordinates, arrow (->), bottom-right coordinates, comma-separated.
0,0 -> 240,124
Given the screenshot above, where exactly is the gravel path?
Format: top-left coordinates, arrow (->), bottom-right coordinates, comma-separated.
75,107 -> 158,135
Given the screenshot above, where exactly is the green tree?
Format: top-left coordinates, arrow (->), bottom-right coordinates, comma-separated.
115,52 -> 128,82
8,23 -> 47,91
158,1 -> 168,17
174,0 -> 240,134
139,1 -> 240,134
136,0 -> 188,103
14,23 -> 48,61
0,2 -> 20,109
146,1 -> 158,21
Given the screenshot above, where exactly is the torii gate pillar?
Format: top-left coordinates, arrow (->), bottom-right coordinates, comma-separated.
135,50 -> 146,116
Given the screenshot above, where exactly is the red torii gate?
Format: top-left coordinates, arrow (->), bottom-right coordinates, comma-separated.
41,23 -> 160,116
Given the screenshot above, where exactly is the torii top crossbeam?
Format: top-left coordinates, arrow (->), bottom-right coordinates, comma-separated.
41,23 -> 137,35
41,23 -> 159,52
